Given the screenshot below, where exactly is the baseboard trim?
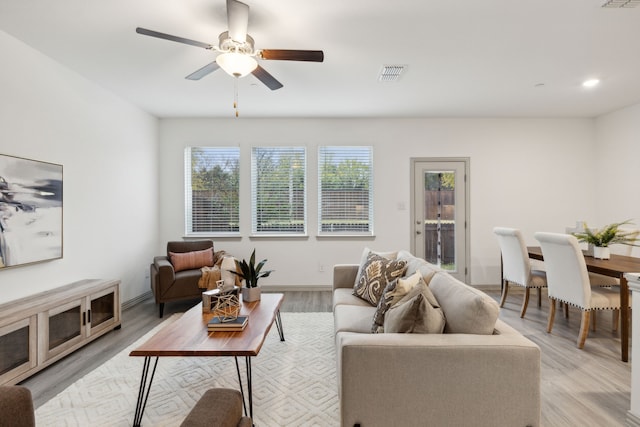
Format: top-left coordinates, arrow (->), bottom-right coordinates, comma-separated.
262,284 -> 332,292
472,284 -> 501,292
122,291 -> 152,311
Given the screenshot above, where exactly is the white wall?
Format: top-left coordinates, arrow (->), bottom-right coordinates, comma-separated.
0,31 -> 159,304
595,102 -> 640,246
159,117 -> 597,288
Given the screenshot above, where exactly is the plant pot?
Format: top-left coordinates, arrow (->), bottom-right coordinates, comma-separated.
242,286 -> 261,302
593,246 -> 610,260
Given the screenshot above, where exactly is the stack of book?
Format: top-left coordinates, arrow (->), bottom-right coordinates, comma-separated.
207,315 -> 248,332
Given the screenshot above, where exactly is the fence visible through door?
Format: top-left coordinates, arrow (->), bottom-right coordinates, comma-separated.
411,158 -> 469,283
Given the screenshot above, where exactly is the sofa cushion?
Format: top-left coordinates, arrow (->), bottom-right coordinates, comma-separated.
429,272 -> 499,335
383,280 -> 446,334
397,250 -> 442,285
169,248 -> 215,272
371,272 -> 423,332
334,288 -> 373,309
334,304 -> 378,334
353,252 -> 407,306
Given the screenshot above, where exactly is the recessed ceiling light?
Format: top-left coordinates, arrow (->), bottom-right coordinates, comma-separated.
582,79 -> 600,88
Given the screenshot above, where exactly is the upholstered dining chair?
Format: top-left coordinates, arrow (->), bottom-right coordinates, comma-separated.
0,386 -> 35,427
493,227 -> 547,318
534,232 -> 629,349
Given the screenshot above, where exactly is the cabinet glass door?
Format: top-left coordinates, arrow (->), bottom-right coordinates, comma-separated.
91,292 -> 115,328
0,317 -> 36,383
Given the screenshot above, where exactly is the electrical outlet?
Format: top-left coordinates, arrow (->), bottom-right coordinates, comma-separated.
318,264 -> 325,273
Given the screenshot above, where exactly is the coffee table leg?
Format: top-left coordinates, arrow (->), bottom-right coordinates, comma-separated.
234,356 -> 255,424
275,310 -> 285,341
133,356 -> 159,427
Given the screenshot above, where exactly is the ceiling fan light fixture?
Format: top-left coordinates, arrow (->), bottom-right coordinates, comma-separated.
216,52 -> 257,77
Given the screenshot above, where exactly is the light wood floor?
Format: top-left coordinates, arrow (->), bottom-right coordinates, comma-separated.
21,289 -> 631,426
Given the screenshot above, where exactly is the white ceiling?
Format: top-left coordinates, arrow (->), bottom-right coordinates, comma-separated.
1,0 -> 640,119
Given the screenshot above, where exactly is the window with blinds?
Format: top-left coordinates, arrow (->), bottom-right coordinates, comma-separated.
185,147 -> 240,235
318,146 -> 373,235
251,147 -> 306,235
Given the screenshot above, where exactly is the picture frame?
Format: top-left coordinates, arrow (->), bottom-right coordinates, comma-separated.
0,153 -> 63,269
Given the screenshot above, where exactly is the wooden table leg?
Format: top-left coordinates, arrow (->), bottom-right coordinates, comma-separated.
621,275 -> 630,362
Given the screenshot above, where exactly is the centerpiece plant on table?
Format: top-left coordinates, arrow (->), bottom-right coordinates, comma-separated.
572,219 -> 639,259
229,249 -> 274,301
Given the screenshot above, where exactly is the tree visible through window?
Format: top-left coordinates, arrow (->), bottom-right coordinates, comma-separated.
251,147 -> 306,234
318,146 -> 373,235
185,147 -> 240,234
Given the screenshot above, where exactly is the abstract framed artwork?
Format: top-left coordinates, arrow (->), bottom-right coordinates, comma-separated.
0,154 -> 63,269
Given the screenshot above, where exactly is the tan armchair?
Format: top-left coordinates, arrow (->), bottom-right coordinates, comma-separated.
150,240 -> 215,318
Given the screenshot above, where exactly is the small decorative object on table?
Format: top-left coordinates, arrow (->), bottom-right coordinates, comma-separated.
572,219 -> 639,259
227,249 -> 274,302
202,281 -> 240,314
207,315 -> 248,332
211,290 -> 241,323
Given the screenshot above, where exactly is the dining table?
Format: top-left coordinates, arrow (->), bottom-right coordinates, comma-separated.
528,246 -> 640,362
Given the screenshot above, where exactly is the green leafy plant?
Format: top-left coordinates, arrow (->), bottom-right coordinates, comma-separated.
228,249 -> 274,288
572,220 -> 639,247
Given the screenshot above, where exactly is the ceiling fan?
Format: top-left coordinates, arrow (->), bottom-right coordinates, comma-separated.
136,0 -> 324,91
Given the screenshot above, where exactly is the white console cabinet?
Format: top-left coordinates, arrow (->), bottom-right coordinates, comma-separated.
0,279 -> 121,386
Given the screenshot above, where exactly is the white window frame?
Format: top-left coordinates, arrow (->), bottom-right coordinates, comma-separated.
251,146 -> 307,236
184,146 -> 240,236
318,146 -> 374,236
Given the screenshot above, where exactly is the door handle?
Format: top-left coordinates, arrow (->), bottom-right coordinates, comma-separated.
416,230 -> 422,235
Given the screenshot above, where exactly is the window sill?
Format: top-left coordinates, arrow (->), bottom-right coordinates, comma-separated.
249,234 -> 309,240
183,233 -> 242,240
316,234 -> 375,239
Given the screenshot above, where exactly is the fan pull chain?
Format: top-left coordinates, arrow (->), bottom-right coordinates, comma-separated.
234,77 -> 239,117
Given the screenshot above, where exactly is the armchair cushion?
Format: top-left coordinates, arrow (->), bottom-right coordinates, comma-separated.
169,248 -> 214,272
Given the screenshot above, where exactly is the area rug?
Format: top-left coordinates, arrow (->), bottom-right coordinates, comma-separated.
35,312 -> 338,427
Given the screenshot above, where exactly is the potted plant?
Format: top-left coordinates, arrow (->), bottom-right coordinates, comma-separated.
572,220 -> 639,259
228,249 -> 274,301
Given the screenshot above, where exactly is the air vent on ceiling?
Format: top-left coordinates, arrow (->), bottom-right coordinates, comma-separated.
379,65 -> 406,82
601,0 -> 640,7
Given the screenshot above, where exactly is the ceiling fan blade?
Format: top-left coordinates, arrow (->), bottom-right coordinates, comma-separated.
136,27 -> 213,50
260,49 -> 324,62
185,61 -> 221,80
227,0 -> 249,43
251,65 -> 283,90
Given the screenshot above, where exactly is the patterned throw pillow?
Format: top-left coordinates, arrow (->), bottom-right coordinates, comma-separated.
169,248 -> 215,272
372,272 -> 423,333
353,251 -> 408,306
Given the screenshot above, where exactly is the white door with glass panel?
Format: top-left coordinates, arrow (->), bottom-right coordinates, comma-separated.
411,159 -> 469,283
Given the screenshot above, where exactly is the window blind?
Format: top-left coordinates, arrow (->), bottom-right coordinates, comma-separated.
318,146 -> 373,235
185,147 -> 240,234
251,147 -> 307,235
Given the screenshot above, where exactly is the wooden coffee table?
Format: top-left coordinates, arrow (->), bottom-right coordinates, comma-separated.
129,293 -> 284,426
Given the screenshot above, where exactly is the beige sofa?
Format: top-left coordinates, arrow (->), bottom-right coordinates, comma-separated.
333,250 -> 541,427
